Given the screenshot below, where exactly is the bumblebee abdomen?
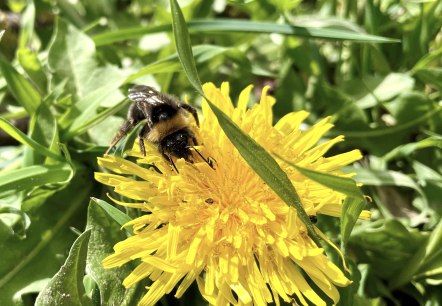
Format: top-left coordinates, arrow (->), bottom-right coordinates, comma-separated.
147,114 -> 190,143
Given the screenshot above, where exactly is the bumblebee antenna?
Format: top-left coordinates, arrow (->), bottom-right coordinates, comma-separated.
187,146 -> 216,170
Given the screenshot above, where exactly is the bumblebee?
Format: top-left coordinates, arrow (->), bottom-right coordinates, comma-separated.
106,85 -> 213,172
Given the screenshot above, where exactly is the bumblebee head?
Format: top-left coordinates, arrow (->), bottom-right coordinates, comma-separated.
160,129 -> 193,160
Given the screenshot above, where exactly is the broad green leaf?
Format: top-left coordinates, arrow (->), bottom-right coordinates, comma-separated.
384,92 -> 433,124
0,164 -> 73,197
412,161 -> 442,184
0,175 -> 92,305
0,117 -> 64,162
35,230 -> 93,306
59,66 -> 126,130
17,48 -> 47,93
48,19 -> 127,112
92,19 -> 398,46
345,166 -> 429,217
86,201 -> 144,305
0,54 -> 41,114
169,0 -> 320,244
347,167 -> 423,191
349,220 -> 426,279
356,73 -> 415,109
48,18 -> 107,100
415,67 -> 442,90
91,198 -> 131,229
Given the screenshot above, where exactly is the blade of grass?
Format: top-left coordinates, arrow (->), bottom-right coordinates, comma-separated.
169,0 -> 202,93
0,163 -> 73,196
124,45 -> 228,83
64,98 -> 130,139
169,0 -> 320,245
0,54 -> 41,114
93,19 -> 399,46
278,159 -> 367,248
341,197 -> 367,248
0,117 -> 64,162
334,106 -> 442,138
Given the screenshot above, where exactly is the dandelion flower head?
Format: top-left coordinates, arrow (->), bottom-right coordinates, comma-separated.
95,82 -> 370,306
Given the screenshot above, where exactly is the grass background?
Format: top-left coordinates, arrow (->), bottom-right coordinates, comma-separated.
0,0 -> 441,305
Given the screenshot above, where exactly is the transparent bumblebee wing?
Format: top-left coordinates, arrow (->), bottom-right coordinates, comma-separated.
128,85 -> 166,106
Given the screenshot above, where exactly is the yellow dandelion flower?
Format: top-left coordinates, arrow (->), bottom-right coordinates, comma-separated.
95,82 -> 370,306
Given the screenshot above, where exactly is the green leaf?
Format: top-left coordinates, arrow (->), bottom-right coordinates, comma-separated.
86,200 -> 144,305
210,102 -> 324,243
169,0 -> 320,244
341,197 -> 367,248
35,230 -> 93,306
411,45 -> 442,72
63,95 -> 129,139
24,103 -> 60,166
92,19 -> 399,46
0,54 -> 41,114
0,117 -> 64,162
382,136 -> 442,162
0,175 -> 92,305
59,65 -> 126,131
18,0 -> 35,49
91,198 -> 131,229
0,164 -> 73,197
416,221 -> 442,279
415,67 -> 442,91
289,163 -> 364,198
349,219 -> 427,280
335,106 -> 442,138
48,18 -> 97,99
188,19 -> 400,43
348,167 -> 423,191
355,73 -> 415,109
93,24 -> 171,46
280,162 -> 366,248
17,48 -> 47,94
124,45 -> 228,83
169,0 -> 203,94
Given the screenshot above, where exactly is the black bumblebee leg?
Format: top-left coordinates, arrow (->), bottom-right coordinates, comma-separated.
138,124 -> 151,156
136,101 -> 154,129
191,135 -> 198,146
180,104 -> 199,127
162,153 -> 179,173
106,121 -> 136,155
